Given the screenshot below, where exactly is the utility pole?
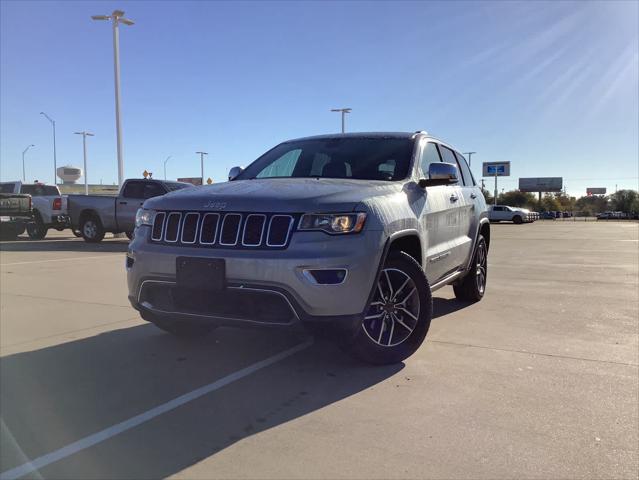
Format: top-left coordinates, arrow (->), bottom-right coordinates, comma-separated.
91,10 -> 134,188
163,155 -> 172,180
330,108 -> 352,133
463,151 -> 476,167
196,151 -> 208,185
40,112 -> 57,185
22,145 -> 35,182
494,173 -> 498,206
74,131 -> 94,195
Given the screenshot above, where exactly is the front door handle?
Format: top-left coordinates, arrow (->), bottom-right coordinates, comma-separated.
450,194 -> 458,202
470,193 -> 477,199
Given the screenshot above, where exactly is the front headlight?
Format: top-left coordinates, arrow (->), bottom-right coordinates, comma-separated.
298,212 -> 366,234
135,208 -> 155,228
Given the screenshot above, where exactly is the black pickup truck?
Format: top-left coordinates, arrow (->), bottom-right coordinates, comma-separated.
0,193 -> 33,240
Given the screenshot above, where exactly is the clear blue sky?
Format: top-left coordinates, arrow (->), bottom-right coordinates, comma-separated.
1,0 -> 637,196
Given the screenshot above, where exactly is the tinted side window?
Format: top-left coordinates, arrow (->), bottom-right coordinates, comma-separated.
438,145 -> 463,183
122,181 -> 145,198
144,183 -> 166,199
419,142 -> 441,176
454,152 -> 474,187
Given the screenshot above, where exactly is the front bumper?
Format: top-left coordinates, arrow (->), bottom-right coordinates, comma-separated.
127,226 -> 385,326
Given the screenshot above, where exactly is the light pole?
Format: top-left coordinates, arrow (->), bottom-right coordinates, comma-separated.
163,155 -> 172,180
196,152 -> 208,185
330,108 -> 352,133
464,151 -> 476,167
40,112 -> 57,185
22,145 -> 35,182
91,10 -> 134,188
74,131 -> 94,195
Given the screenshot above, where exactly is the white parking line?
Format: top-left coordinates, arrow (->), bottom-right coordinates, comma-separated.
0,339 -> 313,480
0,254 -> 122,267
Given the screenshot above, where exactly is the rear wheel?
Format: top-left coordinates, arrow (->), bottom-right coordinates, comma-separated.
453,235 -> 487,302
346,251 -> 432,365
27,212 -> 48,240
80,215 -> 105,243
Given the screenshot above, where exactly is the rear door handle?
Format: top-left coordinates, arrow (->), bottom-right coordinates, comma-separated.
470,193 -> 477,199
119,201 -> 127,205
450,194 -> 458,202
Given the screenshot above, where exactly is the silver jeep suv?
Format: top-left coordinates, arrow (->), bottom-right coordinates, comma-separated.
127,132 -> 490,364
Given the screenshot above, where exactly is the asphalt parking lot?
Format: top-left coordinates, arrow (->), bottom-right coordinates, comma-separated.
0,222 -> 637,479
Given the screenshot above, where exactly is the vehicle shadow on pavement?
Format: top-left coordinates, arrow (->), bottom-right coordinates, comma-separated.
0,324 -> 402,479
0,237 -> 129,253
432,297 -> 469,319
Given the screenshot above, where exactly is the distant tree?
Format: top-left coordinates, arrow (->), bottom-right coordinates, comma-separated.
497,190 -> 536,208
575,195 -> 609,216
609,190 -> 639,212
540,194 -> 561,211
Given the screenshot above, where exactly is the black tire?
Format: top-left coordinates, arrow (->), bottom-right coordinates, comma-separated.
453,235 -> 488,302
72,229 -> 82,238
345,251 -> 433,365
80,214 -> 105,243
26,212 -> 48,240
513,215 -> 523,224
142,311 -> 215,338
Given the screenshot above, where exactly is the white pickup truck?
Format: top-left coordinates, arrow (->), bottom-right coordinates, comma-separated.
488,205 -> 538,224
0,182 -> 69,239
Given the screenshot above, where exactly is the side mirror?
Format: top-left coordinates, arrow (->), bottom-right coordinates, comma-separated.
228,166 -> 243,181
418,162 -> 459,188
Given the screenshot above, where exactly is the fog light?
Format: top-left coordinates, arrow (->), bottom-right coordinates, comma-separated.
303,269 -> 348,285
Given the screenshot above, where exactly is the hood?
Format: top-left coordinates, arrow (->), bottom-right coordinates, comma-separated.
144,178 -> 402,213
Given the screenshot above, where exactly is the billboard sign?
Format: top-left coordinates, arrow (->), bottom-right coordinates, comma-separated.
586,187 -> 606,196
177,177 -> 203,186
518,177 -> 563,192
482,162 -> 510,177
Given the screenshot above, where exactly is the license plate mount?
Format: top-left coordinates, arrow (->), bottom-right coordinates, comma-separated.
176,257 -> 226,291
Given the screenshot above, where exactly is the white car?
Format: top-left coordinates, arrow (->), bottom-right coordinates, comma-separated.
488,205 -> 536,224
0,182 -> 69,239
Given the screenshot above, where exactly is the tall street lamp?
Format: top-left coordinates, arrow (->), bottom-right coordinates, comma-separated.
22,144 -> 35,182
330,108 -> 352,133
74,131 -> 94,195
463,151 -> 476,167
163,155 -> 172,180
91,10 -> 134,188
196,152 -> 208,185
40,112 -> 57,185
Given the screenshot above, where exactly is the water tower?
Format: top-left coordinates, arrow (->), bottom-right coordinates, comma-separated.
57,165 -> 82,184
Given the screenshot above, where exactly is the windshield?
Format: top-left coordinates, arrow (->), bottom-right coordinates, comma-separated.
20,184 -> 59,196
238,137 -> 415,181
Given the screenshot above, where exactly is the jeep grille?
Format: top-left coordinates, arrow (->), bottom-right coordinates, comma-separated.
150,211 -> 296,249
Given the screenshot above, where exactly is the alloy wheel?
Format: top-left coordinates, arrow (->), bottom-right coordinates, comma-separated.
363,268 -> 420,347
475,241 -> 487,295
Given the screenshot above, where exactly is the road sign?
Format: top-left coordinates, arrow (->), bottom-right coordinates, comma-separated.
482,162 -> 510,177
586,187 -> 606,195
518,177 -> 563,192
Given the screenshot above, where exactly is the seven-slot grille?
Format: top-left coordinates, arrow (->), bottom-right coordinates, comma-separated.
150,211 -> 296,249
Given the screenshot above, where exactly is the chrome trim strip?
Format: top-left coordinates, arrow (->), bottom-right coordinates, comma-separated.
198,212 -> 220,245
151,212 -> 166,242
430,269 -> 464,292
164,212 -> 182,243
219,213 -> 242,246
241,214 -> 266,247
266,215 -> 294,247
180,212 -> 200,244
137,279 -> 299,325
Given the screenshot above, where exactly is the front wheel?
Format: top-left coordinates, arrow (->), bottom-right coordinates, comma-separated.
513,215 -> 523,224
453,235 -> 488,302
346,251 -> 433,365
